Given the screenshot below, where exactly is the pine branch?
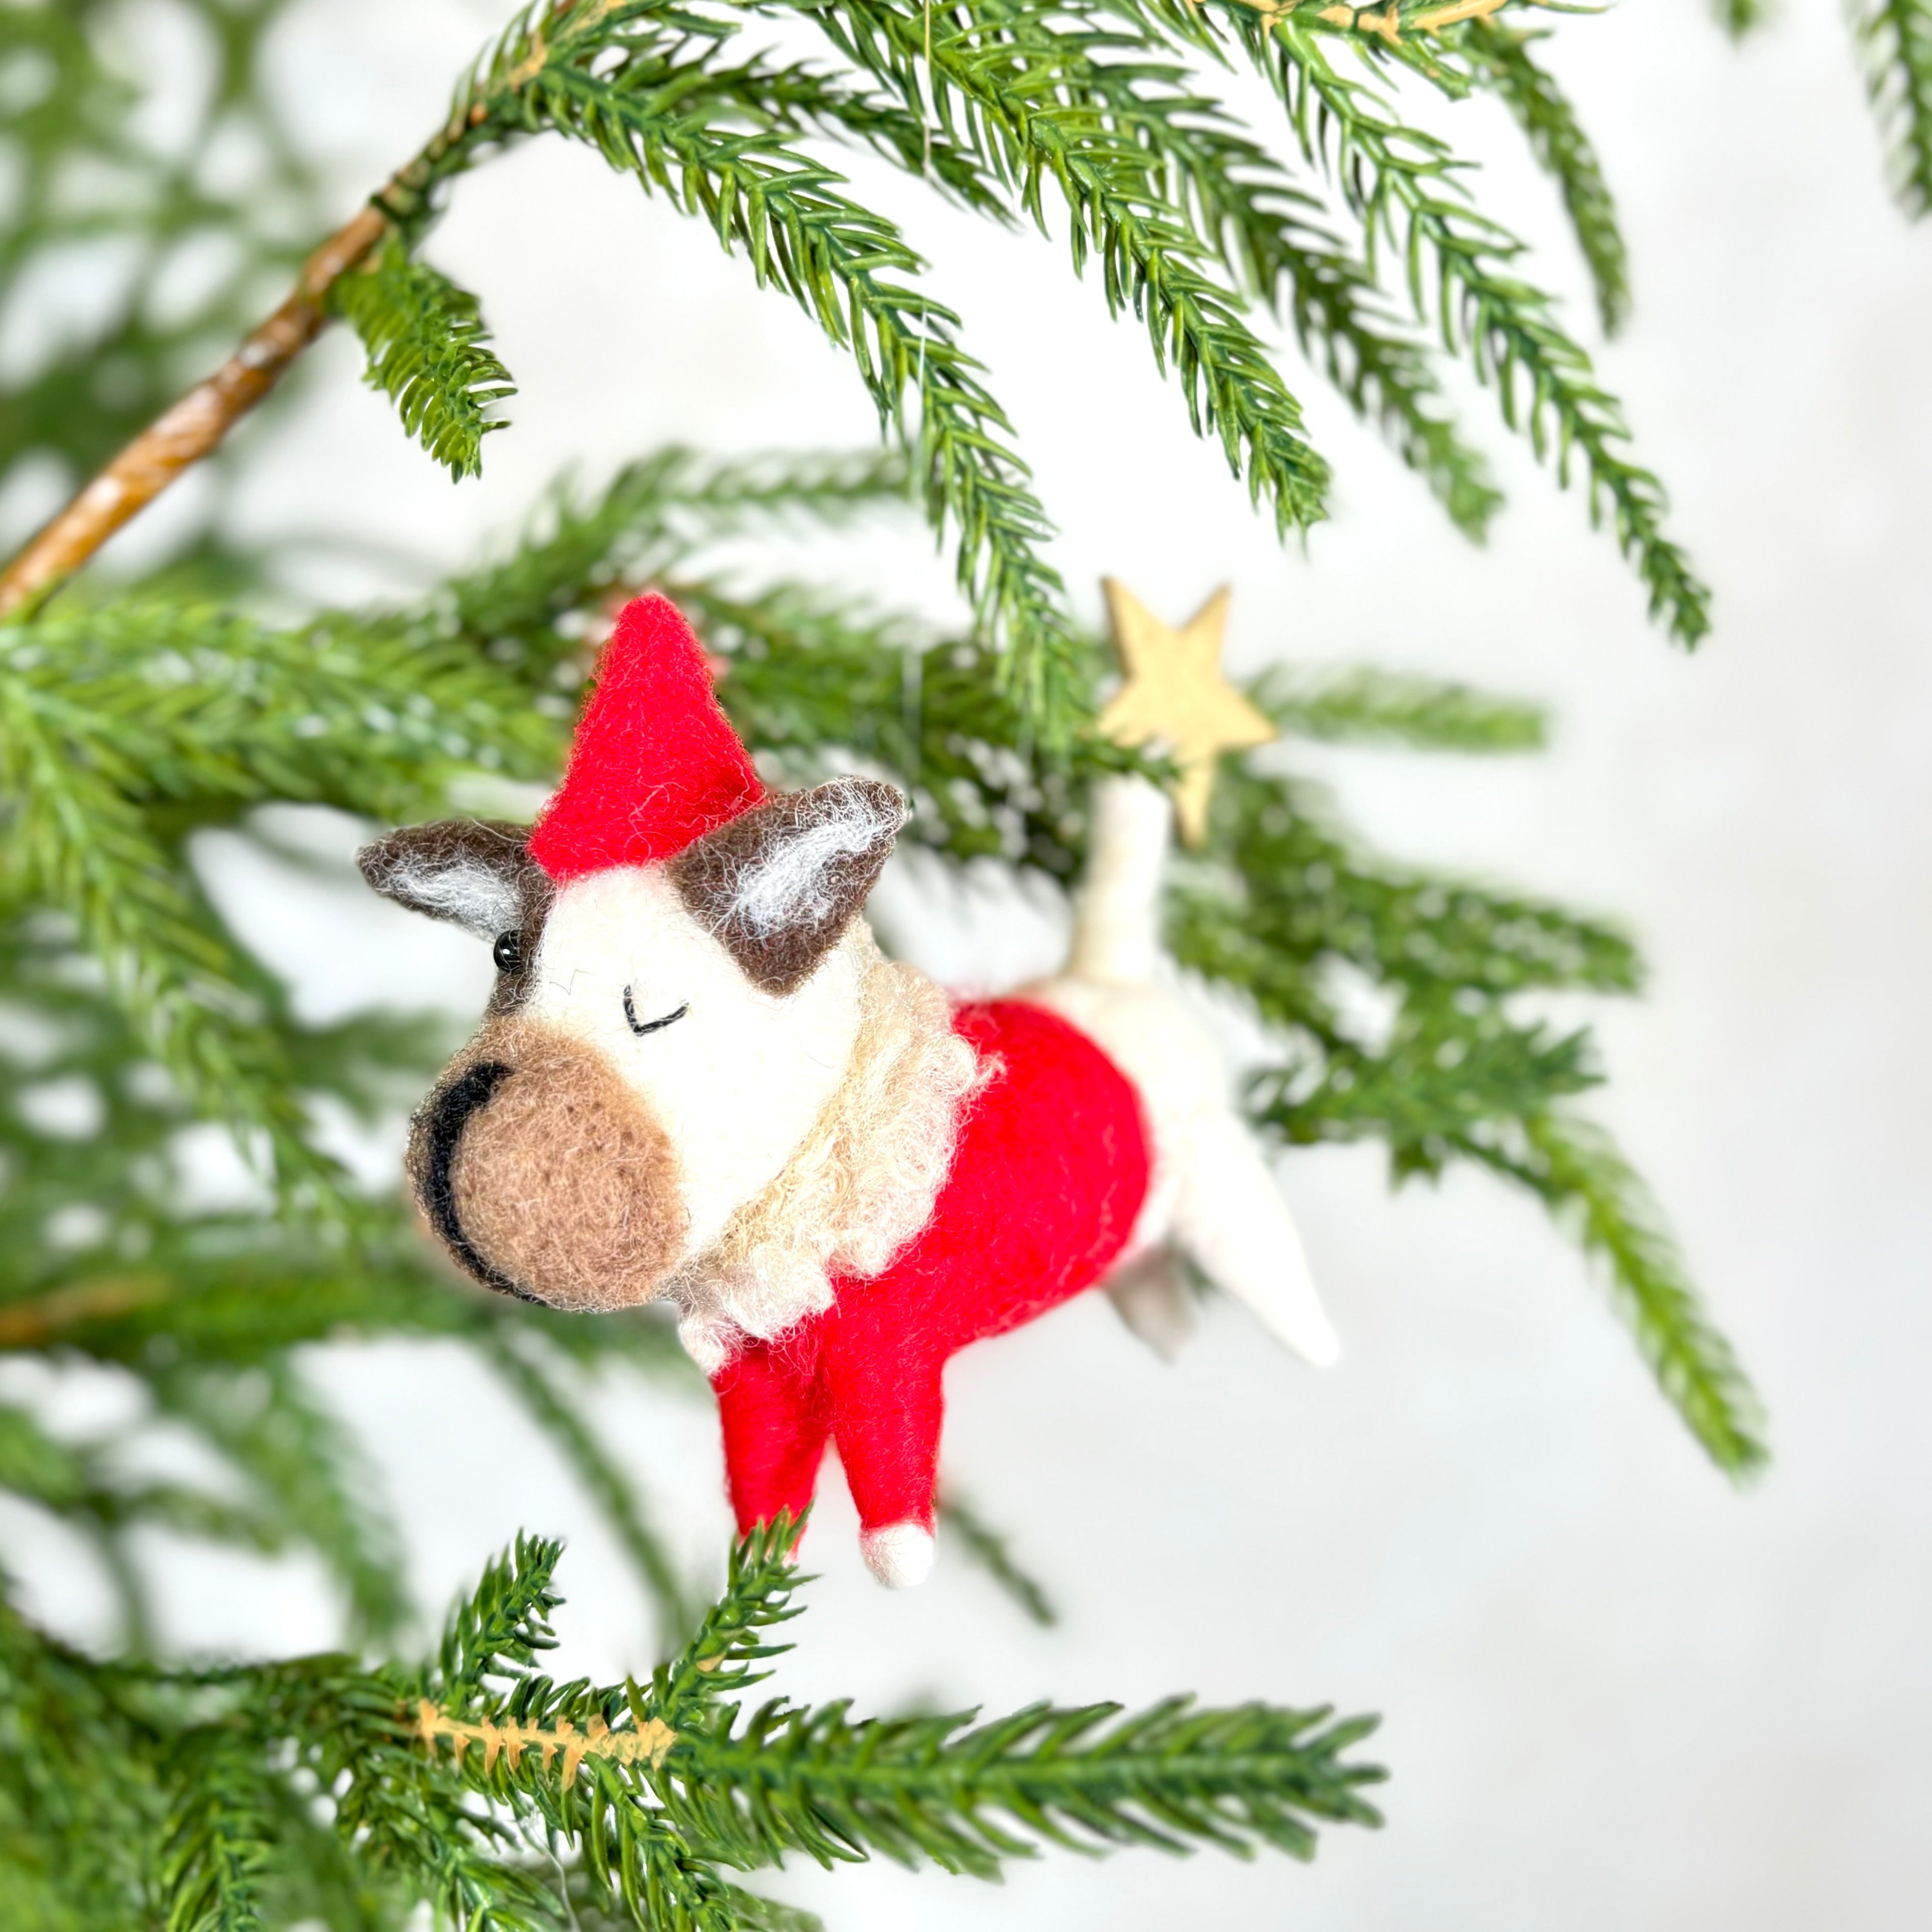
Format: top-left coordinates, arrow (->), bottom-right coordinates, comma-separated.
1854,0 -> 1932,211
438,1532 -> 565,1700
0,206 -> 387,620
805,0 -> 1495,530
1249,999 -> 1603,1165
331,236 -> 516,480
0,0 -> 329,592
0,673 -> 333,1201
0,1403 -> 279,1565
159,1732 -> 278,1932
1231,12 -> 1710,642
936,1491 -> 1059,1625
0,1598 -> 170,1925
1271,215 -> 1503,533
1255,664 -> 1546,750
660,1693 -> 1383,1877
1171,761 -> 1641,1020
1162,752 -> 1763,1476
438,446 -> 913,672
405,1531 -> 1380,1912
0,598 -> 560,1213
647,1516 -> 806,1732
479,1332 -> 698,1642
798,0 -> 1333,537
406,0 -> 1087,740
1462,22 -> 1630,336
149,1361 -> 412,1645
1471,1111 -> 1770,1479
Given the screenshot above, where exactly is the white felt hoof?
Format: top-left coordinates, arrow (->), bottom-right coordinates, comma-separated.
860,1521 -> 936,1589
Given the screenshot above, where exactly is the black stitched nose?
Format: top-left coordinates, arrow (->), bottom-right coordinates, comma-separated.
418,1061 -> 532,1299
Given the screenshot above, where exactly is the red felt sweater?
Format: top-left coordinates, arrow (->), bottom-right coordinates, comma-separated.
711,998 -> 1152,1537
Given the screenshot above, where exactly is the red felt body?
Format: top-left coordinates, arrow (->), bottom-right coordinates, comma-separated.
711,998 -> 1151,1538
529,594 -> 764,880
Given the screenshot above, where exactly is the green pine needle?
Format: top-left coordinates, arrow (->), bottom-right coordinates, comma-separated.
1164,752 -> 1764,1480
1464,23 -> 1632,338
480,1331 -> 698,1642
1473,1112 -> 1770,1480
331,235 -> 517,481
1232,11 -> 1711,644
428,1531 -> 1383,1902
402,0 -> 1088,742
1854,0 -> 1932,211
937,1491 -> 1060,1625
1255,665 -> 1548,752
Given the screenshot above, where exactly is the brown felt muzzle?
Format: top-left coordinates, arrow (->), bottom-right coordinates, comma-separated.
405,1020 -> 688,1310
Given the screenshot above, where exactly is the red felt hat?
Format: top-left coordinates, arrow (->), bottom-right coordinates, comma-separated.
527,594 -> 765,881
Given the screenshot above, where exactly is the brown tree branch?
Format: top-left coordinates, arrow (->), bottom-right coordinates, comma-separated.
0,203 -> 389,620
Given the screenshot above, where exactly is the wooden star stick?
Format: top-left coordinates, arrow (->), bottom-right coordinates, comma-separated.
1095,578 -> 1277,847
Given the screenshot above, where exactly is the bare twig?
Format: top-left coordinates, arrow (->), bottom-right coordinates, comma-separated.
0,204 -> 389,619
0,1276 -> 169,1347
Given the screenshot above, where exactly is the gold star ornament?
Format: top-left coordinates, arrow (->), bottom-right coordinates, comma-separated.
1094,578 -> 1277,847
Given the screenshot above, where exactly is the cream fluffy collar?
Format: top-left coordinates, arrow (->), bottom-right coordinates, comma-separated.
668,948 -> 981,1374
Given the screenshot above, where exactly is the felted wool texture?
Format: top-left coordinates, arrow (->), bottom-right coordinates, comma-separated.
519,866 -> 876,1265
406,1018 -> 689,1312
360,819 -> 560,1018
359,820 -> 543,940
1027,972 -> 1337,1366
1064,775 -> 1172,984
710,998 -> 1152,1538
671,940 -> 982,1374
1103,1247 -> 1199,1362
527,594 -> 765,881
1030,759 -> 1337,1367
670,778 -> 906,994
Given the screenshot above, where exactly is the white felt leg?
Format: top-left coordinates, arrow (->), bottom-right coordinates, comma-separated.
860,1521 -> 937,1589
1173,1114 -> 1338,1366
1105,1248 -> 1198,1362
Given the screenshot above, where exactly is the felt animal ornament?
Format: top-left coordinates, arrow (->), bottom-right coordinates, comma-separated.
360,592 -> 1336,1588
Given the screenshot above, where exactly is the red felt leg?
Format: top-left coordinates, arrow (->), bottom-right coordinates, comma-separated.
712,1339 -> 829,1538
822,1329 -> 945,1537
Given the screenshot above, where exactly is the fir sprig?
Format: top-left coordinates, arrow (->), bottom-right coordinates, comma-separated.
1251,664 -> 1547,750
331,237 -> 518,481
1463,22 -> 1631,337
800,0 -> 1498,531
417,1531 -> 1382,1914
1235,12 -> 1711,642
1170,757 -> 1766,1479
936,1491 -> 1060,1625
1854,0 -> 1932,211
394,0 -> 1089,740
801,0 -> 1332,535
0,1532 -> 1367,1930
0,0 -> 324,530
1472,1112 -> 1769,1476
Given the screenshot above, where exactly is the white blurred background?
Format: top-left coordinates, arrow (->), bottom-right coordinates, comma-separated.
12,0 -> 1932,1925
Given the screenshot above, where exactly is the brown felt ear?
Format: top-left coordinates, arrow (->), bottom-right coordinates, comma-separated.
357,821 -> 545,941
669,777 -> 905,994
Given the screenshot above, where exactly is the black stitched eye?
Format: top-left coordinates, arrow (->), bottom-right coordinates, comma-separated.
492,930 -> 521,974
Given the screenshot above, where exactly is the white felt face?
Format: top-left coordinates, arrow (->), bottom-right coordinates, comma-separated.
520,865 -> 870,1264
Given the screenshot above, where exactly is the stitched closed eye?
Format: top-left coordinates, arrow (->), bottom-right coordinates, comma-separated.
624,988 -> 690,1036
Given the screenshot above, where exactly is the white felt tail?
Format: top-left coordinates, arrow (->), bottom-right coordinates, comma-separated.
1035,767 -> 1339,1368
1066,774 -> 1172,984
